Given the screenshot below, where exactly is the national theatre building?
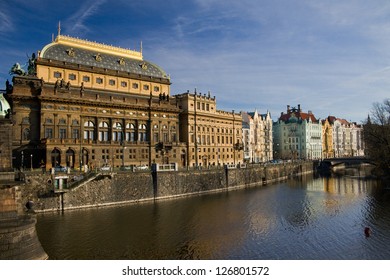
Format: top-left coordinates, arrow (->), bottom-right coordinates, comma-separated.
6,34 -> 185,170
4,34 -> 242,170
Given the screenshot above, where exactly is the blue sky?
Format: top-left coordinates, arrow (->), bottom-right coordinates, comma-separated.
1,0 -> 390,122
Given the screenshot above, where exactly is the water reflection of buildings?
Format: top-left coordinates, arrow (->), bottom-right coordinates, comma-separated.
310,176 -> 371,195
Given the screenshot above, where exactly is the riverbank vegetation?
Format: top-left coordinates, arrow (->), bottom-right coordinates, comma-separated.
364,99 -> 390,177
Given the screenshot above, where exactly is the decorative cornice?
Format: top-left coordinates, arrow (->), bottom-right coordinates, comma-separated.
51,35 -> 143,60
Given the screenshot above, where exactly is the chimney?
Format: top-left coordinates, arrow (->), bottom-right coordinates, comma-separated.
298,104 -> 301,112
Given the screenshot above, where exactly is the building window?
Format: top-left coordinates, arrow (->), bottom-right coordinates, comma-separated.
45,128 -> 53,139
138,124 -> 147,142
99,121 -> 109,128
121,81 -> 127,87
126,132 -> 135,142
112,122 -> 122,142
69,73 -> 76,80
72,129 -> 79,139
96,77 -> 103,84
22,128 -> 30,141
82,76 -> 90,82
99,121 -> 109,141
154,86 -> 159,92
109,79 -> 116,86
99,131 -> 109,141
54,72 -> 62,78
59,128 -> 66,139
83,121 -> 95,140
132,83 -> 139,89
22,117 -> 30,124
143,84 -> 149,90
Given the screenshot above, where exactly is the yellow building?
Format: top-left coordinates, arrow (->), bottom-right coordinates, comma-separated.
7,34 -> 185,170
175,90 -> 243,167
322,117 -> 334,159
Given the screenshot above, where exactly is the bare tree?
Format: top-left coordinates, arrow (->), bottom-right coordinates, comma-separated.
364,99 -> 390,174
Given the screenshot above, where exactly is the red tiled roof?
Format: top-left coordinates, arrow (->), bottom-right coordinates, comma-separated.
279,111 -> 318,122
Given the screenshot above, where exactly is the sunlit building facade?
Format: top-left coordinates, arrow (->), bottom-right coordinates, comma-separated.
5,34 -> 186,169
175,90 -> 243,167
241,110 -> 273,163
327,116 -> 364,157
273,105 -> 322,160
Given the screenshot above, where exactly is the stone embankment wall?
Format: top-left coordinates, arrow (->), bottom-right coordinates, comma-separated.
19,162 -> 313,212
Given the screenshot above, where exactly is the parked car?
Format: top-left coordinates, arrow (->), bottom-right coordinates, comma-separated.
120,165 -> 134,171
100,165 -> 111,171
135,165 -> 149,171
54,165 -> 67,172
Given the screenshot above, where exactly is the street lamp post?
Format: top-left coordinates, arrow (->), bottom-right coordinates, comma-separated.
21,151 -> 24,171
30,154 -> 33,171
117,122 -> 125,168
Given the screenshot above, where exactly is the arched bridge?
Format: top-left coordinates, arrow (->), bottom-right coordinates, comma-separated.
318,157 -> 375,171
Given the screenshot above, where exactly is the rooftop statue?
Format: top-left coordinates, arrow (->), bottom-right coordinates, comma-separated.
9,53 -> 36,76
9,63 -> 26,76
27,53 -> 36,75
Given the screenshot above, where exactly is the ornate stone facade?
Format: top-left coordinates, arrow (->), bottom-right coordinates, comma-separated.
241,110 -> 273,163
273,105 -> 322,160
175,90 -> 243,167
6,35 -> 184,170
326,116 -> 364,158
4,35 -> 242,170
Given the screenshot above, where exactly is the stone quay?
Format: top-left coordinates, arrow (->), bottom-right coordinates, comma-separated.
17,162 -> 314,212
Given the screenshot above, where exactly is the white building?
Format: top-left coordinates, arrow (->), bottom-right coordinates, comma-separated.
273,105 -> 322,160
328,117 -> 364,157
241,110 -> 273,163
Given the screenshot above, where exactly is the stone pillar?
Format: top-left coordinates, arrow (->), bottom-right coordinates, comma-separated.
0,186 -> 48,260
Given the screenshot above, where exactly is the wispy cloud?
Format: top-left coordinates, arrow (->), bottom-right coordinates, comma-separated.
0,9 -> 13,33
64,0 -> 106,36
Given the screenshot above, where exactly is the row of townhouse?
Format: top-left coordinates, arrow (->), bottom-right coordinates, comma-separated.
242,104 -> 364,162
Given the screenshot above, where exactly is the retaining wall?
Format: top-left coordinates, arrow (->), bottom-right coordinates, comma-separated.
19,162 -> 314,212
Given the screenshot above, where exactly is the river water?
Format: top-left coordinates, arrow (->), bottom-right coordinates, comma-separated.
36,174 -> 390,260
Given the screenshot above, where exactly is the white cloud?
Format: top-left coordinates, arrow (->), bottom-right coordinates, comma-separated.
0,9 -> 13,33
64,0 -> 107,35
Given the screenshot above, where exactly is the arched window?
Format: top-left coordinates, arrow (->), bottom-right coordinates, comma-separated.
98,121 -> 109,141
51,148 -> 61,167
83,121 -> 95,140
112,122 -> 123,142
126,123 -> 135,142
138,123 -> 147,142
99,121 -> 109,128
